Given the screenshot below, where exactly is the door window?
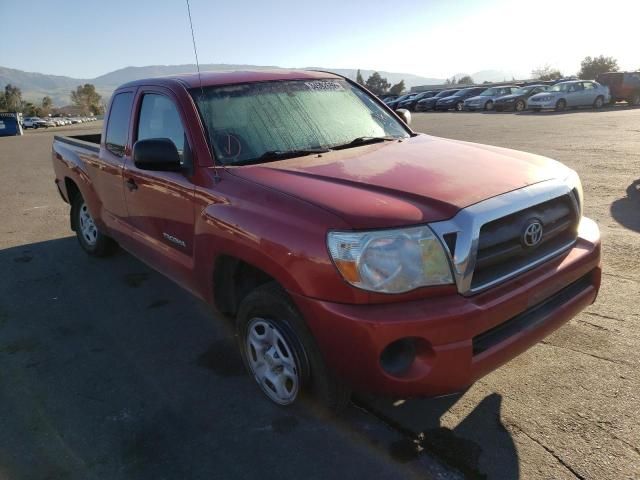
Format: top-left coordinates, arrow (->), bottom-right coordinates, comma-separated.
137,94 -> 189,165
105,92 -> 133,157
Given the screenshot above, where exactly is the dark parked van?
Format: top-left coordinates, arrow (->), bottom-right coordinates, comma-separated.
596,72 -> 640,105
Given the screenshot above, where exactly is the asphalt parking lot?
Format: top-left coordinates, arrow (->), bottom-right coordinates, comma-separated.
1,109 -> 638,479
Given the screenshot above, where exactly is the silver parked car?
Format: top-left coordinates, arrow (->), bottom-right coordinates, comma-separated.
463,85 -> 520,111
527,80 -> 610,112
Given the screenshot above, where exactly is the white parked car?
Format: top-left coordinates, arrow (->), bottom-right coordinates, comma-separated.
23,117 -> 49,129
528,80 -> 610,112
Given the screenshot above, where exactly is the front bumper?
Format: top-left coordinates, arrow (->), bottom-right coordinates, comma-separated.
293,220 -> 601,397
495,102 -> 516,111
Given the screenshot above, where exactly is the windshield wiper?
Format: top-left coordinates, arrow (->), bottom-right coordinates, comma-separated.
331,136 -> 400,150
233,148 -> 331,166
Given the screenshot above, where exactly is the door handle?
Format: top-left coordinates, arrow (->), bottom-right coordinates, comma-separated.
126,178 -> 138,191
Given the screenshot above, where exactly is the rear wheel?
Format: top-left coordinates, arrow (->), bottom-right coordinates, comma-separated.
455,101 -> 464,111
593,96 -> 604,109
237,282 -> 350,410
555,99 -> 567,112
515,100 -> 526,112
484,100 -> 494,111
630,92 -> 640,106
71,194 -> 117,256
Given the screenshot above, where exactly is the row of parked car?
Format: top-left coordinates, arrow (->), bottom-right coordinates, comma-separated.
382,73 -> 640,113
22,115 -> 99,129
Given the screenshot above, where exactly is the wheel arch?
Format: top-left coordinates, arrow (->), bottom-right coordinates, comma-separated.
212,254 -> 278,316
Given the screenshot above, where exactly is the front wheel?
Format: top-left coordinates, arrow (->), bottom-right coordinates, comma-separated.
71,194 -> 117,256
555,99 -> 567,112
593,96 -> 604,109
237,283 -> 350,410
630,92 -> 640,106
455,101 -> 464,111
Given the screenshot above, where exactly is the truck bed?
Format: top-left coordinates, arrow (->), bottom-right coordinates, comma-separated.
53,134 -> 101,153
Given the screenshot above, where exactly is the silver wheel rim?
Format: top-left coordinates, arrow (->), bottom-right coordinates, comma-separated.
596,97 -> 603,108
486,101 -> 493,110
516,101 -> 524,111
245,318 -> 300,405
79,202 -> 98,246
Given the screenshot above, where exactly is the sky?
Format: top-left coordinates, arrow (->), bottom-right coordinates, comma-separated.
1,0 -> 638,80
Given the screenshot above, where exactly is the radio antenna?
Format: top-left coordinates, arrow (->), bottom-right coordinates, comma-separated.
185,0 -> 220,181
186,0 -> 204,96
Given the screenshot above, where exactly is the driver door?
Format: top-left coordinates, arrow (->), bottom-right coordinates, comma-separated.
122,87 -> 197,288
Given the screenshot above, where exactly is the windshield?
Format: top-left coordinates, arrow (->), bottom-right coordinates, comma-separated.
512,87 -> 532,95
193,79 -> 408,165
479,88 -> 497,96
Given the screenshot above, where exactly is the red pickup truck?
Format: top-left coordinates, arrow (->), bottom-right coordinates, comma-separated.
52,70 -> 601,409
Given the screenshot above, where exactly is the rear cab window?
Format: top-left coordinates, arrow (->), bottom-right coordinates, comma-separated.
105,92 -> 133,157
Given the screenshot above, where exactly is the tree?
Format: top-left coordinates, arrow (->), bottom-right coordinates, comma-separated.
71,84 -> 103,114
356,69 -> 365,86
21,101 -> 40,116
3,84 -> 22,112
41,96 -> 53,115
364,72 -> 391,96
457,75 -> 474,85
445,77 -> 455,85
578,55 -> 618,79
389,80 -> 405,95
531,65 -> 563,81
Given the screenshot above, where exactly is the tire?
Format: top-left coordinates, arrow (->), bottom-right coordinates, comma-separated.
237,282 -> 350,411
630,92 -> 640,106
555,99 -> 567,112
593,96 -> 604,109
515,100 -> 526,112
455,101 -> 464,111
71,194 -> 117,257
484,100 -> 494,111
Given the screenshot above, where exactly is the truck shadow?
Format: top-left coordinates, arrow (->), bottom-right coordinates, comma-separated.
610,180 -> 640,232
1,236 -> 517,479
357,392 -> 519,479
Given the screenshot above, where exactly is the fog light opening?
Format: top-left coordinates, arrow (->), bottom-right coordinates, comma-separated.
380,338 -> 417,376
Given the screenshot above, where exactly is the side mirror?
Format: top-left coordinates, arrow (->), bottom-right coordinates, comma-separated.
133,138 -> 182,172
396,108 -> 412,126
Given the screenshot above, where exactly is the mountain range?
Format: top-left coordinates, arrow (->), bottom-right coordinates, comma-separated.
0,64 -> 519,106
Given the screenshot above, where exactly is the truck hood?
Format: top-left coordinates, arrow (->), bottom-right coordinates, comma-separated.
226,134 -> 570,229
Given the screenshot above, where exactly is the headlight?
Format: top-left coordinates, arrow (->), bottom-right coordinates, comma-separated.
564,169 -> 584,217
327,226 -> 453,293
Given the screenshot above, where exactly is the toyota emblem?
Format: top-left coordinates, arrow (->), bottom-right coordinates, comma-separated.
522,220 -> 543,247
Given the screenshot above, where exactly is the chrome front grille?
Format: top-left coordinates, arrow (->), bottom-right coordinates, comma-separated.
430,179 -> 580,296
471,195 -> 579,289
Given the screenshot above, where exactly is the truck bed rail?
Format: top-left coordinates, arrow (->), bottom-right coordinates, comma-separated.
54,134 -> 101,153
